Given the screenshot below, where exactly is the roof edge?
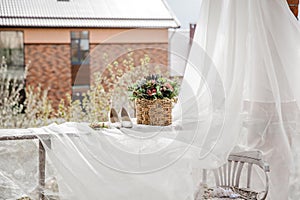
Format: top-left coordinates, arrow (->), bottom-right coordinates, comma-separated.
0,25 -> 177,29
161,0 -> 181,29
0,15 -> 176,21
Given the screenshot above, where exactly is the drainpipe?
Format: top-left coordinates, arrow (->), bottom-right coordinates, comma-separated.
189,23 -> 197,43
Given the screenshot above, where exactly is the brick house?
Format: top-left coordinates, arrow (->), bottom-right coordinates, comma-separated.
0,0 -> 179,108
288,0 -> 299,17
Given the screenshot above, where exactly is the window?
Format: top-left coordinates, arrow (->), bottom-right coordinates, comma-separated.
71,31 -> 89,65
70,31 -> 90,87
0,31 -> 24,76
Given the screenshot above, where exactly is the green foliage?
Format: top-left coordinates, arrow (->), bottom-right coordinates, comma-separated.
128,74 -> 179,100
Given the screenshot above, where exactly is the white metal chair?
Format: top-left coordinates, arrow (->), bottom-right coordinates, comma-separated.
201,150 -> 270,200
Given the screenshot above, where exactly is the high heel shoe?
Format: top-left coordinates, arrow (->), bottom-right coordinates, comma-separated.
109,108 -> 122,129
120,107 -> 133,128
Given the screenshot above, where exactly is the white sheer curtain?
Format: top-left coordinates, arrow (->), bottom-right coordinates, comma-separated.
23,0 -> 300,199
186,0 -> 300,199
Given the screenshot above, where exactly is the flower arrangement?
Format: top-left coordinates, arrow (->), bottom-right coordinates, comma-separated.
128,74 -> 179,100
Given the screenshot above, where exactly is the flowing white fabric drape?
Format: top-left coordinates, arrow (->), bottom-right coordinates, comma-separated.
21,0 -> 300,199
187,0 -> 300,199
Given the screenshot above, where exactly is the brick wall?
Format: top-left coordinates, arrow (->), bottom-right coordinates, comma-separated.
287,0 -> 299,17
25,44 -> 72,109
24,43 -> 168,108
90,43 -> 169,91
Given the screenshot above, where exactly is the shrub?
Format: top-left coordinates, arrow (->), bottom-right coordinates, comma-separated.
0,52 -> 172,128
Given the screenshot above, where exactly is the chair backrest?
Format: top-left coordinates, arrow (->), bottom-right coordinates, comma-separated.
212,150 -> 270,200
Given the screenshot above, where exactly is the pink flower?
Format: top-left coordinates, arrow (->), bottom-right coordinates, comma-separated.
147,88 -> 156,96
151,80 -> 156,84
164,83 -> 173,91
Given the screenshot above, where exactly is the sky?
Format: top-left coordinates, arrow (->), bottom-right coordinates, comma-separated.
166,0 -> 300,28
165,0 -> 202,29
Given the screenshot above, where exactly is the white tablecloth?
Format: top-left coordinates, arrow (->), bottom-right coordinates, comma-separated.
30,122 -> 198,200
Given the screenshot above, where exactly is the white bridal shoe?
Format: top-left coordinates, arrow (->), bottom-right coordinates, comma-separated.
109,108 -> 122,129
109,107 -> 133,128
120,107 -> 133,128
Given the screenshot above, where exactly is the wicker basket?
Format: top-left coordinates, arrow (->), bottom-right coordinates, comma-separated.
135,98 -> 172,126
